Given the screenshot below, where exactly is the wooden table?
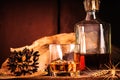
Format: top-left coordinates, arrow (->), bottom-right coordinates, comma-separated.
0,69 -> 120,80
1,76 -> 118,80
0,72 -> 120,80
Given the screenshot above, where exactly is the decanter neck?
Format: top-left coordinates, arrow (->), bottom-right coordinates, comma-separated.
84,0 -> 100,21
85,11 -> 97,20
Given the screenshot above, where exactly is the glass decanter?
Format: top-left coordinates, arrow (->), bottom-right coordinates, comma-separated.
74,0 -> 111,70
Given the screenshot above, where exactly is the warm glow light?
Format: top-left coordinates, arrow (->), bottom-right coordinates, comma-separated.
111,69 -> 116,78
57,45 -> 63,60
91,62 -> 120,79
100,24 -> 106,53
70,44 -> 75,52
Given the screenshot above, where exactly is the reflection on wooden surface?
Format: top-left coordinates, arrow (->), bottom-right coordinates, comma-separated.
20,76 -> 120,80
0,70 -> 120,80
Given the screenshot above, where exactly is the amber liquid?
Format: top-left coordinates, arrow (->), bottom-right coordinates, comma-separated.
74,53 -> 110,70
50,60 -> 76,76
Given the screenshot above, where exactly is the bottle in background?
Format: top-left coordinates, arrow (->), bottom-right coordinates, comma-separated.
74,0 -> 111,70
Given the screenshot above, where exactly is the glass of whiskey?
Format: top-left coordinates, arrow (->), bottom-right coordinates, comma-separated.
49,44 -> 81,76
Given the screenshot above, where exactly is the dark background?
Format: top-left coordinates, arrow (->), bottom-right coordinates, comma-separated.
0,0 -> 120,67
